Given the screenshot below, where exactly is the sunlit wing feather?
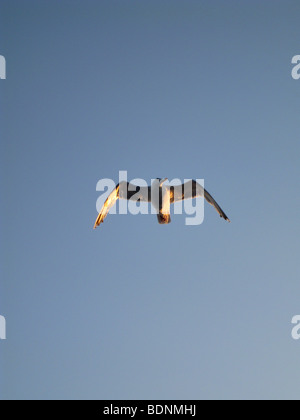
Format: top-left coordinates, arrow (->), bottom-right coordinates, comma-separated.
94,184 -> 120,229
93,182 -> 151,229
170,180 -> 230,222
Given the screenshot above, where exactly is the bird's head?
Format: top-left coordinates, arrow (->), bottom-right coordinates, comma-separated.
156,177 -> 168,187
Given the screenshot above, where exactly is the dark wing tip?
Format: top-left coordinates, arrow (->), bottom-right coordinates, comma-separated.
220,213 -> 230,223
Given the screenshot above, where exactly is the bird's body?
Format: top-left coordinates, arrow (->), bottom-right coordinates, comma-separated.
94,178 -> 230,229
150,178 -> 171,224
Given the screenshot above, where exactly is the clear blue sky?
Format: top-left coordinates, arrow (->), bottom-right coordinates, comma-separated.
1,0 -> 300,400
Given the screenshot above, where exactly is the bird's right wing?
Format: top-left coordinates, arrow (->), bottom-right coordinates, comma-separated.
93,182 -> 151,229
170,180 -> 230,222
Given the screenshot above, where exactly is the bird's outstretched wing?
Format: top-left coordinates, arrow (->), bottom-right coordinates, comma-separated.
170,180 -> 230,222
94,184 -> 120,229
94,182 -> 151,229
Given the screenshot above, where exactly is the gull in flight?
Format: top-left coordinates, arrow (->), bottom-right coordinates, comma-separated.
94,178 -> 230,229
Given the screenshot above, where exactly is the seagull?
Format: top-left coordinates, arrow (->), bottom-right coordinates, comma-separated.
94,178 -> 230,229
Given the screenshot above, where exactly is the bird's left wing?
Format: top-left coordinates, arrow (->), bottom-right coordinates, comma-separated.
94,184 -> 120,229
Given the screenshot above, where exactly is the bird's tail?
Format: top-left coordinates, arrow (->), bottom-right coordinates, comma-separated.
157,213 -> 171,224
